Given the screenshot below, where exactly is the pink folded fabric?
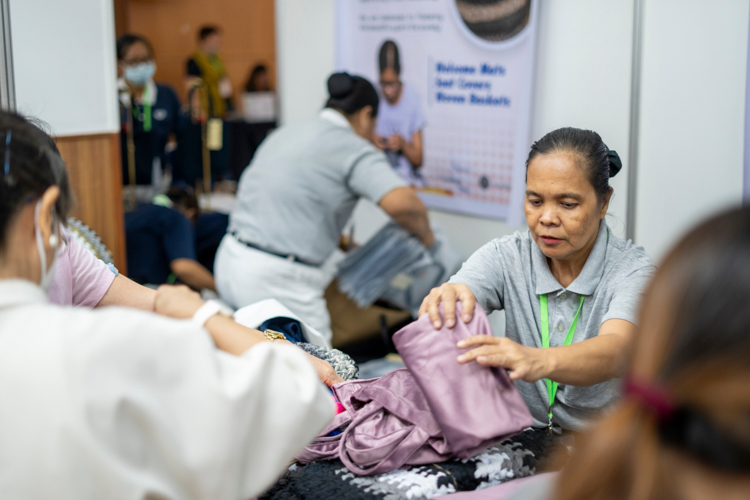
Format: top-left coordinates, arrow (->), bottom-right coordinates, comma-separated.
296,303 -> 532,475
296,369 -> 452,474
394,302 -> 533,458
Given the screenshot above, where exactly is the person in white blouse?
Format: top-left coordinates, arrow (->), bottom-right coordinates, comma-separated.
0,111 -> 335,498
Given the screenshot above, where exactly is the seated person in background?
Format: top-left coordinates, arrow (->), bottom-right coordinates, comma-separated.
520,206 -> 750,500
117,33 -> 183,188
125,187 -> 216,291
0,110 -> 338,499
244,64 -> 272,93
421,128 -> 655,433
159,184 -> 229,274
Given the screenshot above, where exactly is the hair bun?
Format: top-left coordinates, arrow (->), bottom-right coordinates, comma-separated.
605,146 -> 623,178
327,72 -> 355,99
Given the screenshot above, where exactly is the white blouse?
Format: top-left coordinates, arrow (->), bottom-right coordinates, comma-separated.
0,280 -> 333,499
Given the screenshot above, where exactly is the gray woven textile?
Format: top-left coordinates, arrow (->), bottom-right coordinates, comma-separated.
297,343 -> 359,381
336,223 -> 464,315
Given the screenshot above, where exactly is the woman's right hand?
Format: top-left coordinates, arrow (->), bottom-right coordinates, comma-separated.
418,283 -> 477,330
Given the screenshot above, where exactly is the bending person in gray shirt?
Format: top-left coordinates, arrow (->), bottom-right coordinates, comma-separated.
420,127 -> 655,432
216,73 -> 433,341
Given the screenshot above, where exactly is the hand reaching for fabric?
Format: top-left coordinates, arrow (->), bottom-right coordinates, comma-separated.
306,354 -> 345,387
155,284 -> 205,319
418,283 -> 477,329
457,335 -> 547,383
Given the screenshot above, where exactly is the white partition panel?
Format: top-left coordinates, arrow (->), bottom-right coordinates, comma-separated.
11,0 -> 119,136
635,0 -> 749,261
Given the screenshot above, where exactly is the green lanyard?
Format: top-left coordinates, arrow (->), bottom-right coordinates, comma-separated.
539,293 -> 585,428
132,87 -> 152,132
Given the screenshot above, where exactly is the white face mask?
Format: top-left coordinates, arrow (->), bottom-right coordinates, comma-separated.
34,199 -> 59,292
124,61 -> 156,86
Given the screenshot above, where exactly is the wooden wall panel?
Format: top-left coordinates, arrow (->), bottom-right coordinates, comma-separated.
113,0 -> 130,38
55,133 -> 127,273
126,0 -> 276,104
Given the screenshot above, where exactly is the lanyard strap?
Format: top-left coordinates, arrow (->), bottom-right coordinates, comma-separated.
132,88 -> 152,132
143,100 -> 151,132
540,293 -> 585,426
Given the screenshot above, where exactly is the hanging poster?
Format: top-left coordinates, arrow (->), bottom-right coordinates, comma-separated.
336,0 -> 539,223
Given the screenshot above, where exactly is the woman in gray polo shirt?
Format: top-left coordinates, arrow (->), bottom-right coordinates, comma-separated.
216,73 -> 434,342
420,127 -> 655,431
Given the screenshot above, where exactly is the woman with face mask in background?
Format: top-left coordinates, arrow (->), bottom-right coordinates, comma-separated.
117,33 -> 183,189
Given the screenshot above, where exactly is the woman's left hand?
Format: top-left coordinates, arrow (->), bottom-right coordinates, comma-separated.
457,335 -> 549,383
305,354 -> 345,387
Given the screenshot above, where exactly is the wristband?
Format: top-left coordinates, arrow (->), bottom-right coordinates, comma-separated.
192,300 -> 224,328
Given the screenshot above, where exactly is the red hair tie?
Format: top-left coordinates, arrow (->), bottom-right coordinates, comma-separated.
623,376 -> 675,421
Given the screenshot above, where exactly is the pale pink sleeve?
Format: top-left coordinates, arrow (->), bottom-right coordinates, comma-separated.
67,234 -> 117,308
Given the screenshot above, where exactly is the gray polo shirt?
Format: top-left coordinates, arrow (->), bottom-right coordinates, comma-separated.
229,109 -> 406,264
449,221 -> 655,430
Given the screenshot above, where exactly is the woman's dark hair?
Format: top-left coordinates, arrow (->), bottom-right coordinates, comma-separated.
556,205 -> 750,500
166,184 -> 199,223
0,111 -> 72,252
244,64 -> 268,93
198,25 -> 220,41
378,40 -> 401,75
116,33 -> 154,61
325,72 -> 379,118
526,127 -> 622,203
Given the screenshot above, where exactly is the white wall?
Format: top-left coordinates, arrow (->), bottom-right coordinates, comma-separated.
10,0 -> 119,136
532,0 -> 635,240
635,0 -> 749,261
275,0 -> 337,126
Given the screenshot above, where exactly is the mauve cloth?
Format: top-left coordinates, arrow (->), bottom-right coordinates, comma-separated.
295,369 -> 452,474
296,304 -> 532,475
394,302 -> 533,458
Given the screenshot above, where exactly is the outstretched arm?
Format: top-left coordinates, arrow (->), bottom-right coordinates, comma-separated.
378,187 -> 434,247
457,319 -> 635,386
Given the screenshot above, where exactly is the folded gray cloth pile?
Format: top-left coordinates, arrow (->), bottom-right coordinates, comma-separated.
336,223 -> 464,314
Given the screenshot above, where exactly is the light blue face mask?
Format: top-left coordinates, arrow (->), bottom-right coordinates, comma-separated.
124,61 -> 156,86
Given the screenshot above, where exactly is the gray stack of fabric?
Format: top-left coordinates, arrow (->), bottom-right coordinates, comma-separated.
336,223 -> 464,314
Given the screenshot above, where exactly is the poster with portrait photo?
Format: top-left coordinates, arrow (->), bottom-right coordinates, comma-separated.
336,0 -> 539,224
